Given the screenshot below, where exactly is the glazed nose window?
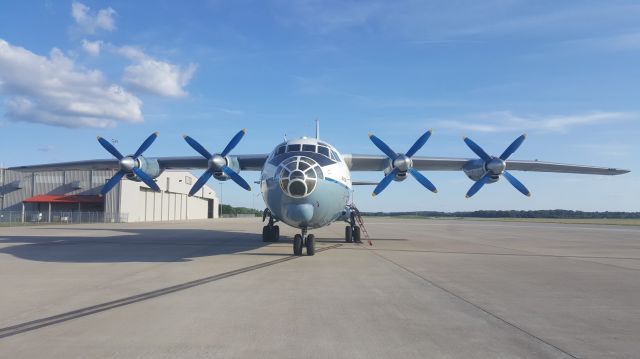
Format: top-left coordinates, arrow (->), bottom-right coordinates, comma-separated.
279,156 -> 324,198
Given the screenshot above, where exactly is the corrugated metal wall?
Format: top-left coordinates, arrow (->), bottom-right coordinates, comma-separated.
0,169 -> 118,211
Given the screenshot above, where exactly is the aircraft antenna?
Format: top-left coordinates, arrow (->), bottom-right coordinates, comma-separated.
315,118 -> 320,139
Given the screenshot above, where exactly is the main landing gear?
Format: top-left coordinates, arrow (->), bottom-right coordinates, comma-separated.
294,228 -> 315,256
262,208 -> 280,242
345,210 -> 362,243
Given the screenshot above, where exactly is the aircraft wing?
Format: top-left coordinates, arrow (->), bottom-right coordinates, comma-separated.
8,154 -> 269,172
343,154 -> 629,175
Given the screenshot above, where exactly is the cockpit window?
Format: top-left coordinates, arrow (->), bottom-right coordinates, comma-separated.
278,156 -> 324,198
331,150 -> 340,161
287,144 -> 301,152
318,146 -> 330,157
302,144 -> 316,152
276,146 -> 286,155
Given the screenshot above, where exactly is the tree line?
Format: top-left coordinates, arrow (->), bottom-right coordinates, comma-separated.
362,210 -> 640,219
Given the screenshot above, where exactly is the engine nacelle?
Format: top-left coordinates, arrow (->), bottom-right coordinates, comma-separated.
463,159 -> 499,183
125,156 -> 162,182
213,156 -> 241,181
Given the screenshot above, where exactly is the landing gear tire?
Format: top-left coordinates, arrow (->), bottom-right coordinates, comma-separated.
306,234 -> 315,256
345,226 -> 353,243
293,234 -> 303,256
353,226 -> 362,243
262,225 -> 280,242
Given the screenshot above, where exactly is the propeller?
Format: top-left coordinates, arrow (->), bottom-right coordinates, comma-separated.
369,130 -> 438,196
183,129 -> 251,196
463,134 -> 531,198
98,132 -> 161,196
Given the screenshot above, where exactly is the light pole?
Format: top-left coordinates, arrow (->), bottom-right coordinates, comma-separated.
218,181 -> 223,217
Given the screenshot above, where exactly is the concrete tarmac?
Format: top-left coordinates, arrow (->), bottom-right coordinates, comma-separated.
0,218 -> 639,358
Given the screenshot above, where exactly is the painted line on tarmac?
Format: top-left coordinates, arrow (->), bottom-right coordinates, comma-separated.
0,244 -> 341,339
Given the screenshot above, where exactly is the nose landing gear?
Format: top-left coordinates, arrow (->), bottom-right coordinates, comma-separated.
294,228 -> 315,256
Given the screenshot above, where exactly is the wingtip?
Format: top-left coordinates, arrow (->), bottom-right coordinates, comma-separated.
465,194 -> 470,198
242,128 -> 247,133
526,192 -> 532,197
96,136 -> 102,140
153,131 -> 160,136
368,132 -> 373,138
433,189 -> 439,194
182,134 -> 188,139
371,192 -> 377,197
428,128 -> 433,133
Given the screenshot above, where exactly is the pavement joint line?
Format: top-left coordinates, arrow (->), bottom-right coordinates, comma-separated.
368,249 -> 580,359
0,243 -> 342,339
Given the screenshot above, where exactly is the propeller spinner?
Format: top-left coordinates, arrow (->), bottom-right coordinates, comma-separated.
369,130 -> 438,196
98,132 -> 161,196
183,129 -> 251,196
463,134 -> 531,198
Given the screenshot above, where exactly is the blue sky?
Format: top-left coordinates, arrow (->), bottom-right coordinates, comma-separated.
0,0 -> 638,211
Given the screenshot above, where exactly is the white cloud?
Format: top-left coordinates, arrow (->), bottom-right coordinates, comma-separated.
116,46 -> 197,97
81,39 -> 102,56
437,111 -> 637,133
71,2 -> 116,34
563,32 -> 640,52
0,39 -> 143,128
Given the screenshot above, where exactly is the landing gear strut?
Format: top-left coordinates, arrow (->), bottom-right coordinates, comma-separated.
262,208 -> 280,242
294,228 -> 315,256
345,210 -> 362,243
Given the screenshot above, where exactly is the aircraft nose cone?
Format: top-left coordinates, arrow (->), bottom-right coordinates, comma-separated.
286,203 -> 314,226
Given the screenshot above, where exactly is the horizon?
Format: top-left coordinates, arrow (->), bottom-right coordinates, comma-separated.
1,1 -> 638,212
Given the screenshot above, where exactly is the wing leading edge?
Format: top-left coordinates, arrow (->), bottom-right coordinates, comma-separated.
8,154 -> 269,173
343,154 -> 629,175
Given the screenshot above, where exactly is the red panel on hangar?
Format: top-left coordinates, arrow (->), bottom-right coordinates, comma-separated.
23,195 -> 104,204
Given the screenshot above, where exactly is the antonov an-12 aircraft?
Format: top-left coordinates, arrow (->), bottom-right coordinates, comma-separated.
10,122 -> 630,256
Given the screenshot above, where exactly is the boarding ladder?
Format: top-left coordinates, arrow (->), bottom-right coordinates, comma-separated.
349,204 -> 372,246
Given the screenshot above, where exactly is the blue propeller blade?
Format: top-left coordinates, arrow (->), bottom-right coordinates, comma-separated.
464,137 -> 492,162
222,166 -> 251,191
133,132 -> 159,158
97,137 -> 124,160
503,171 -> 531,197
372,168 -> 399,196
183,135 -> 213,159
132,167 -> 161,192
369,134 -> 398,160
499,134 -> 526,160
100,170 -> 125,196
466,172 -> 491,198
221,129 -> 246,157
405,130 -> 432,158
189,170 -> 214,196
408,168 -> 437,193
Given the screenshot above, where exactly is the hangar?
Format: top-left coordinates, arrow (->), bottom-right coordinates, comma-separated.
0,168 -> 218,223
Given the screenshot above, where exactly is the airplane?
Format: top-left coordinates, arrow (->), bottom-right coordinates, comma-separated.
9,122 -> 630,256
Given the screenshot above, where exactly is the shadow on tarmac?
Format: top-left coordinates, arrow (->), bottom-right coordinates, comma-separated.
0,228 -> 289,263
